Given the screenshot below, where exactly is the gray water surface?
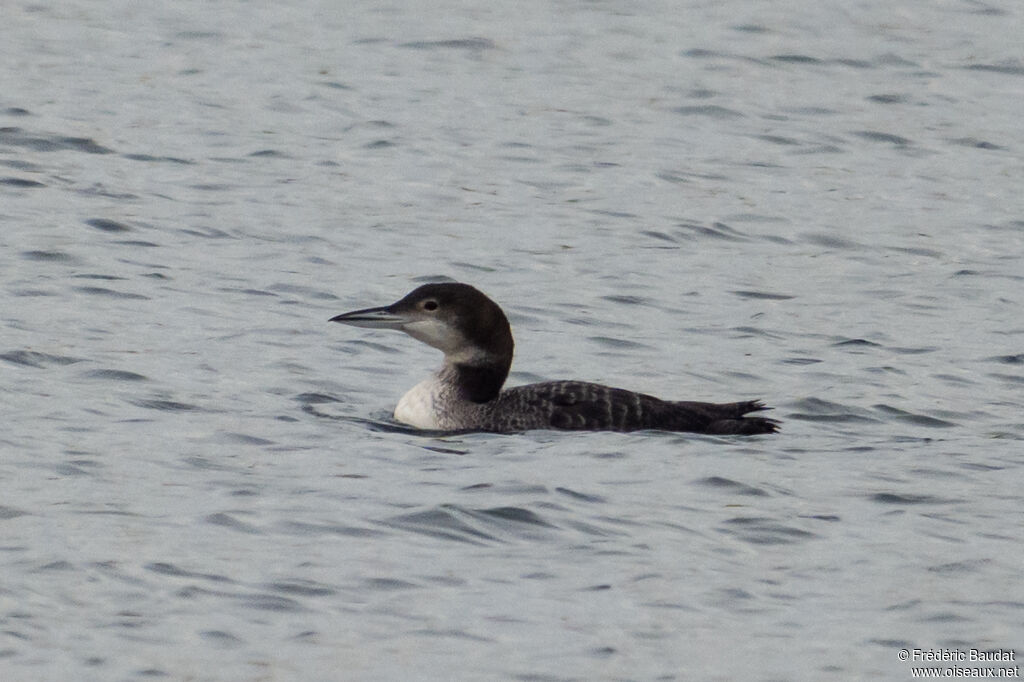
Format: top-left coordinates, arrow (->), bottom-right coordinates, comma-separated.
3,1 -> 1023,680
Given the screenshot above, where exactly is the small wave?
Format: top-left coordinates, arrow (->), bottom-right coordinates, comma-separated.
0,350 -> 82,368
719,516 -> 817,545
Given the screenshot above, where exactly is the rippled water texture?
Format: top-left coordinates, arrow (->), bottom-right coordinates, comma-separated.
3,1 -> 1023,680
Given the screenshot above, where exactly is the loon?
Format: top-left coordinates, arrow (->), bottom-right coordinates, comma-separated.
329,283 -> 779,435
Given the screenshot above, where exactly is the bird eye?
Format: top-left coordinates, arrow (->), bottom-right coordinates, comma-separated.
423,300 -> 439,312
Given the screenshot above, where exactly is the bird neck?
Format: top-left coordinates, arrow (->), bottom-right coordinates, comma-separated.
441,358 -> 510,403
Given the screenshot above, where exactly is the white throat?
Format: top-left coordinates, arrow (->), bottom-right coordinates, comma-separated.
394,375 -> 446,429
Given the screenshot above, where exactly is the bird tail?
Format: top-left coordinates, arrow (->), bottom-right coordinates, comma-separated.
672,399 -> 780,435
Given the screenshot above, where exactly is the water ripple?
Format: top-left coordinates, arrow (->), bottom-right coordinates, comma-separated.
381,504 -> 558,544
719,516 -> 817,545
398,38 -> 496,51
81,369 -> 149,382
0,350 -> 82,368
870,493 -> 959,505
0,177 -> 44,187
694,476 -> 769,497
0,127 -> 114,154
84,218 -> 132,232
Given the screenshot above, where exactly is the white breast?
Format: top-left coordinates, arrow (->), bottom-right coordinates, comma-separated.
394,377 -> 445,429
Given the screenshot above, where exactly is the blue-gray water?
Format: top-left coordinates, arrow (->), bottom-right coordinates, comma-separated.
3,1 -> 1023,680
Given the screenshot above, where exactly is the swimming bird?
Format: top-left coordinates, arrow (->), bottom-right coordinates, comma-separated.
329,283 -> 778,435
